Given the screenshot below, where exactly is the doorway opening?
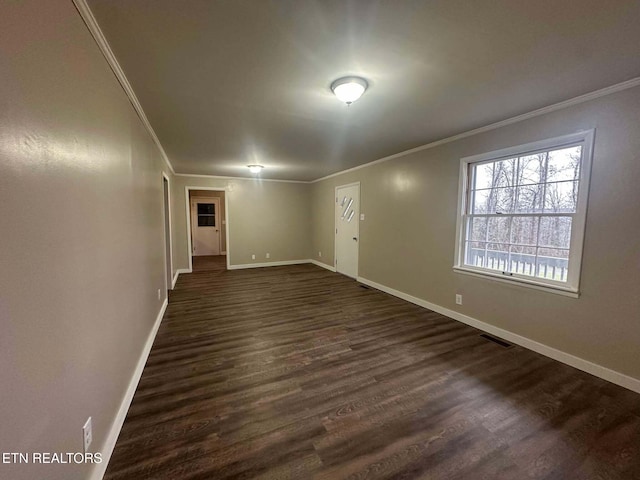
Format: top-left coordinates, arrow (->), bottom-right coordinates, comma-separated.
162,173 -> 174,293
335,182 -> 360,279
185,187 -> 230,272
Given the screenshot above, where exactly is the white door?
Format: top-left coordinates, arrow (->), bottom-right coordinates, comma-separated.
191,197 -> 221,256
335,183 -> 360,278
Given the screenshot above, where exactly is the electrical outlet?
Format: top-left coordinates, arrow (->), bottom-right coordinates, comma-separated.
82,417 -> 92,453
251,254 -> 255,260
318,251 -> 322,257
360,213 -> 365,221
455,294 -> 463,305
157,289 -> 161,300
266,253 -> 270,259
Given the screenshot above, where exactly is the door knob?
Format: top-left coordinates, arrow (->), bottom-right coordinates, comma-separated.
353,237 -> 358,241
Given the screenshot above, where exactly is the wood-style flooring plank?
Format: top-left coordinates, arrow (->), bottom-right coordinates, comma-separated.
104,256 -> 640,480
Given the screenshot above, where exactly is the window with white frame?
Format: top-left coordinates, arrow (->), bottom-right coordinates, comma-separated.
454,131 -> 594,294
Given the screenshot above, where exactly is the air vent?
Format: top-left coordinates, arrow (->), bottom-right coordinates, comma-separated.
479,333 -> 513,348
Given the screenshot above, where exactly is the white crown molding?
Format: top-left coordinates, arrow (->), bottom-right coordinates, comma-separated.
72,0 -> 175,175
69,1 -> 640,184
174,173 -> 310,184
312,77 -> 640,183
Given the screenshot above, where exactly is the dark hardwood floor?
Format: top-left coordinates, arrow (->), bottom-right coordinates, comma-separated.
104,256 -> 640,479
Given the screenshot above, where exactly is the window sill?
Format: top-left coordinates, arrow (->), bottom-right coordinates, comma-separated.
453,266 -> 580,298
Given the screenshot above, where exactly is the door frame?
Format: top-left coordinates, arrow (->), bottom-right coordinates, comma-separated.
334,182 -> 360,278
190,196 -> 222,256
162,172 -> 175,290
185,186 -> 230,271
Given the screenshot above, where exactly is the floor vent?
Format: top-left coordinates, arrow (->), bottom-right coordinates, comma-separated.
480,333 -> 513,348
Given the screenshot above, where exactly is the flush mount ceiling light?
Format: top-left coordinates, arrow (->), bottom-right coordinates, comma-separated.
331,76 -> 368,105
247,164 -> 264,174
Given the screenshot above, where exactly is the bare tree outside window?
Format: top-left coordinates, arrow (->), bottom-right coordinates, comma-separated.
464,145 -> 582,283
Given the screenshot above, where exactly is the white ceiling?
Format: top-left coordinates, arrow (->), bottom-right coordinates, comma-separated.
87,0 -> 640,181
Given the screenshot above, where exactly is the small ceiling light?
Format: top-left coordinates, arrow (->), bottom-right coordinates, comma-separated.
247,164 -> 264,174
331,76 -> 368,105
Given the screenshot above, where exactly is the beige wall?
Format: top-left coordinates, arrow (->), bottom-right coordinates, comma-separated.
172,176 -> 312,269
0,1 -> 172,479
312,85 -> 640,382
190,190 -> 227,252
2,5 -> 639,480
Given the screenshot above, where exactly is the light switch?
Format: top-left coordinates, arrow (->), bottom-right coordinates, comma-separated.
360,213 -> 365,221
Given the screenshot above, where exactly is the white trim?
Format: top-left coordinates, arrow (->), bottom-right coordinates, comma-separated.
227,259 -> 310,270
90,298 -> 168,480
311,78 -> 640,183
309,259 -> 337,272
334,182 -> 361,279
221,250 -> 227,255
453,267 -> 579,298
162,172 -> 174,290
357,276 -> 640,394
174,173 -> 309,184
185,187 -> 230,272
72,0 -> 175,175
453,130 -> 594,295
66,5 -> 640,186
171,270 -> 180,289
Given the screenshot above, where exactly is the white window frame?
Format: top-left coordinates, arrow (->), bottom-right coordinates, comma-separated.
453,130 -> 595,297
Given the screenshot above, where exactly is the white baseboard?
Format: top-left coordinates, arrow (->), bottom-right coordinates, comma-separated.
227,259 -> 310,270
90,298 -> 168,480
221,250 -> 227,255
357,276 -> 640,394
171,270 -> 179,289
184,258 -> 335,272
309,259 -> 336,272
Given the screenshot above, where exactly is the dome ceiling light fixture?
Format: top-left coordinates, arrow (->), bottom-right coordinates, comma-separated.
331,76 -> 368,105
247,164 -> 264,174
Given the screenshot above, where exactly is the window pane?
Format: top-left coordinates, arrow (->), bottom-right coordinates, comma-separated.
471,188 -> 490,214
509,245 -> 537,276
465,241 -> 485,267
539,216 -> 572,249
547,146 -> 581,183
197,203 -> 215,215
517,153 -> 546,186
536,247 -> 570,282
198,215 -> 215,227
494,186 -> 515,213
473,163 -> 495,190
342,198 -> 353,219
486,243 -> 509,272
510,216 -> 539,246
468,217 -> 487,242
487,216 -> 511,244
473,187 -> 514,214
514,184 -> 544,213
492,158 -> 517,188
544,181 -> 578,213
